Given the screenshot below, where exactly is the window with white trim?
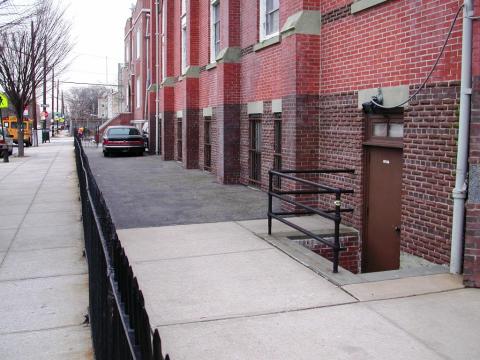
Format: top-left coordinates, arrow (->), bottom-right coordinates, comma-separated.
210,1 -> 220,63
136,27 -> 141,59
125,42 -> 130,63
136,77 -> 141,108
181,11 -> 187,74
161,0 -> 167,79
259,0 -> 279,41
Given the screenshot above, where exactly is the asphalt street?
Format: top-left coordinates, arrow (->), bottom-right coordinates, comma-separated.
85,145 -> 279,229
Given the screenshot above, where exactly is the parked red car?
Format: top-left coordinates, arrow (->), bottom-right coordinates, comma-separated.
102,126 -> 145,157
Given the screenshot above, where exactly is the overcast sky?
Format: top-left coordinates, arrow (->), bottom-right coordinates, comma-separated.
62,0 -> 133,89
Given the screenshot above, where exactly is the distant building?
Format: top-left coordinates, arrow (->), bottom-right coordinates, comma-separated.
97,90 -> 121,121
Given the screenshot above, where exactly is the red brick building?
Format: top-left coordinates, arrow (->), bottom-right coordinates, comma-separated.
119,0 -> 152,122
120,0 -> 480,286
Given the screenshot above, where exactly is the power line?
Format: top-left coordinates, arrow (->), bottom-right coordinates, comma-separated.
60,80 -> 120,87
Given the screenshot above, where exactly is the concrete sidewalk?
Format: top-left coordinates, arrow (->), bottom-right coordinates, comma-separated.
119,221 -> 480,360
0,138 -> 93,359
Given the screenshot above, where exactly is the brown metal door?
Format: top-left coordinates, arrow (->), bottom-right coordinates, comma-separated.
364,147 -> 402,272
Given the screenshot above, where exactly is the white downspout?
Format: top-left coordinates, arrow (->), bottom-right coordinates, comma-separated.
144,14 -> 150,121
155,0 -> 160,155
450,0 -> 474,274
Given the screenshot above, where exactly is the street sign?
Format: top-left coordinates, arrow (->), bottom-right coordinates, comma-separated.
40,104 -> 50,108
0,93 -> 8,109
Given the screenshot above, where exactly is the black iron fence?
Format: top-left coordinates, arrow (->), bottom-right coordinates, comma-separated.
268,169 -> 354,273
75,137 -> 170,360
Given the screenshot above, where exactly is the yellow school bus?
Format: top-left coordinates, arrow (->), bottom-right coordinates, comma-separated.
1,116 -> 32,146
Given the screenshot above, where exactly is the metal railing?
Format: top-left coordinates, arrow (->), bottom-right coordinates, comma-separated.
268,169 -> 355,273
75,137 -> 170,360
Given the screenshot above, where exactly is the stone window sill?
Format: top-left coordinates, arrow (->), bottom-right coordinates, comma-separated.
351,0 -> 389,14
253,34 -> 281,53
205,62 -> 217,71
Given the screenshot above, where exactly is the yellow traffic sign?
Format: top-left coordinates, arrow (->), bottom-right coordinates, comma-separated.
0,93 -> 8,109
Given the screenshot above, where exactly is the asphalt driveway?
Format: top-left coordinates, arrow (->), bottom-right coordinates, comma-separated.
85,147 -> 277,229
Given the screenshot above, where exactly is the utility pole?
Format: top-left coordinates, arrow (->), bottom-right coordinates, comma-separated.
56,79 -> 59,134
51,68 -> 54,137
30,21 -> 38,146
42,38 -> 46,128
42,37 -> 47,144
61,91 -> 64,132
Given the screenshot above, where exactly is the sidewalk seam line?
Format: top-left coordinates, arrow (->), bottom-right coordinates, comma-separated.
0,271 -> 88,283
133,247 -> 274,264
0,323 -> 88,337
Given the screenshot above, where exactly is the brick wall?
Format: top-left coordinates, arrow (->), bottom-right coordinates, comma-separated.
320,0 -> 463,94
317,92 -> 364,229
402,82 -> 460,264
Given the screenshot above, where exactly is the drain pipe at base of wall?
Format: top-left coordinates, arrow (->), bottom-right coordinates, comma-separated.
450,0 -> 474,274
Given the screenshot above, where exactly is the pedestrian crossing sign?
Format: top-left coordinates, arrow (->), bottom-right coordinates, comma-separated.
0,93 -> 8,109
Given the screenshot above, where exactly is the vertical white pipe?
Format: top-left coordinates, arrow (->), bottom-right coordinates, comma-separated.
144,15 -> 150,121
450,0 -> 474,274
155,1 -> 160,155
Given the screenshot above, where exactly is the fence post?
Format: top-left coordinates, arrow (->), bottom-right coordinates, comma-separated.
333,192 -> 341,273
153,329 -> 163,360
268,171 -> 273,235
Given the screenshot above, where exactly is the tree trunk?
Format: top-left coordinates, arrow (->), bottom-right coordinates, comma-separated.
17,109 -> 24,157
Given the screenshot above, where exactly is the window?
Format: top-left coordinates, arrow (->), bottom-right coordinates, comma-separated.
177,118 -> 183,161
260,0 -> 279,41
249,116 -> 262,185
204,117 -> 212,171
365,111 -> 404,146
136,77 -> 141,109
210,1 -> 220,63
161,1 -> 167,79
125,42 -> 130,63
136,28 -> 141,59
107,128 -> 140,136
181,14 -> 187,74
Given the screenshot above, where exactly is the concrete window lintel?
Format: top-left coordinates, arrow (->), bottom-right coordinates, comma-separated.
351,0 -> 389,14
357,85 -> 410,109
271,99 -> 282,113
203,107 -> 213,117
248,101 -> 264,115
280,10 -> 321,39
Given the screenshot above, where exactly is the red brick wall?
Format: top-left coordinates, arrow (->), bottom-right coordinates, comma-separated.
402,82 -> 460,264
320,0 -> 463,94
309,235 -> 360,274
318,92 -> 364,230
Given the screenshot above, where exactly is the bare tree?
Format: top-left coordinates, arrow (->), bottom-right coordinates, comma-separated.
65,86 -> 108,127
0,0 -> 72,156
0,1 -> 35,31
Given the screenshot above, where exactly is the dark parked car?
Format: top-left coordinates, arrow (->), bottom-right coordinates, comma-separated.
102,126 -> 145,157
0,127 -> 13,155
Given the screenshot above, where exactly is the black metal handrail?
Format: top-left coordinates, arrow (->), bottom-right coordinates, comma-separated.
268,169 -> 355,273
75,136 -> 170,360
